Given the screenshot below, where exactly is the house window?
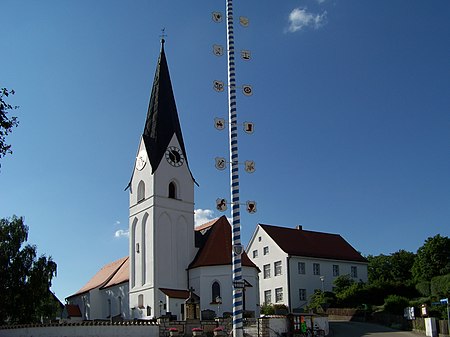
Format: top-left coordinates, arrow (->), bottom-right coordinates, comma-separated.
313,263 -> 320,275
351,266 -> 358,278
212,281 -> 221,302
258,236 -> 261,242
147,306 -> 151,316
168,181 -> 177,199
137,180 -> 145,202
275,288 -> 283,302
299,289 -> 307,301
263,246 -> 269,255
252,250 -> 258,258
138,294 -> 144,308
298,262 -> 305,274
263,264 -> 271,279
264,290 -> 271,304
274,261 -> 282,276
333,265 -> 340,277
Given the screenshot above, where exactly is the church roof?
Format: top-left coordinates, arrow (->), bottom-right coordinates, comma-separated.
68,256 -> 129,298
101,256 -> 129,289
142,39 -> 191,175
159,288 -> 190,299
259,224 -> 367,263
189,216 -> 259,270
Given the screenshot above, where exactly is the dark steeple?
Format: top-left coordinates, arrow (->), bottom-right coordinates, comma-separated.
143,39 -> 189,174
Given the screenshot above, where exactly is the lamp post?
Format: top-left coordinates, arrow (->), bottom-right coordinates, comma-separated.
320,276 -> 325,292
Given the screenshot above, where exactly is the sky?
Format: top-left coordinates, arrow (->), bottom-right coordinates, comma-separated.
1,0 -> 449,302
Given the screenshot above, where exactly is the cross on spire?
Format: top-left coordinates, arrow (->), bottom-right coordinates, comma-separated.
160,28 -> 167,44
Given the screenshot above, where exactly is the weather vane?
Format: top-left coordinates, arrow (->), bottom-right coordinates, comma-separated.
160,28 -> 167,42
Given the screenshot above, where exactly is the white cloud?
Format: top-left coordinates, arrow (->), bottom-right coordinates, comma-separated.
287,8 -> 327,33
114,220 -> 121,226
114,229 -> 129,238
316,0 -> 326,3
194,209 -> 216,227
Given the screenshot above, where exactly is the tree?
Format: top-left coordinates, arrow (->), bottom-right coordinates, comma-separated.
0,216 -> 57,324
412,234 -> 450,282
367,250 -> 415,284
0,87 -> 19,168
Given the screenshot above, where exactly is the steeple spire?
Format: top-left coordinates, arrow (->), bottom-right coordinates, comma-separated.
142,39 -> 189,174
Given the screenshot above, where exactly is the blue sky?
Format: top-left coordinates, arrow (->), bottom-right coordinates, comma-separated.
1,0 -> 449,302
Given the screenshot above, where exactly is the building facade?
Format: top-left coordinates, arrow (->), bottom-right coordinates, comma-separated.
247,224 -> 368,311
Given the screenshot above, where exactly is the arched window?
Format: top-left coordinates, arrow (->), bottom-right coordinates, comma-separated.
137,180 -> 145,202
168,181 -> 177,199
212,281 -> 221,302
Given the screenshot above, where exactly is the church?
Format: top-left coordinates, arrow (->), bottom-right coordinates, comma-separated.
65,40 -> 260,321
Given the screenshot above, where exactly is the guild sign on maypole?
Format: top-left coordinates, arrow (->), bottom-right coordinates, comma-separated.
211,1 -> 256,337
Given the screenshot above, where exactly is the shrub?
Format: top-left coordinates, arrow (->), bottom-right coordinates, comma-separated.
383,295 -> 410,315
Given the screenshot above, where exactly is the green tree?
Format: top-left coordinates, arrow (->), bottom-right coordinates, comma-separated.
412,234 -> 450,282
367,250 -> 415,284
0,88 -> 19,167
0,216 -> 57,324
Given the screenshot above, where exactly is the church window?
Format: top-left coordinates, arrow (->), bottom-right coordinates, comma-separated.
168,181 -> 177,199
212,281 -> 221,302
138,294 -> 144,309
107,299 -> 111,318
147,306 -> 152,316
137,181 -> 145,202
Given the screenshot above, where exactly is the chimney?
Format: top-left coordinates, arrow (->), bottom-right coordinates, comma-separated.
296,225 -> 303,230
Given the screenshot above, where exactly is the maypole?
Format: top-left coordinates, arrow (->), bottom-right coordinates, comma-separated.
225,1 -> 244,336
211,2 -> 255,337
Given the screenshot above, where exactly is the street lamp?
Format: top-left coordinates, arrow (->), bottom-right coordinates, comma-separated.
320,276 -> 325,292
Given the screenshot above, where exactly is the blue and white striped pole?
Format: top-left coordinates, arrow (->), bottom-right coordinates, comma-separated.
226,1 -> 244,337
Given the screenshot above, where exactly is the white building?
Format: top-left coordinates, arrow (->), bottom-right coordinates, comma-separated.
247,224 -> 368,312
66,39 -> 259,321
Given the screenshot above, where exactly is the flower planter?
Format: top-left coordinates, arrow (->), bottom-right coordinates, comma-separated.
192,329 -> 203,336
214,331 -> 225,336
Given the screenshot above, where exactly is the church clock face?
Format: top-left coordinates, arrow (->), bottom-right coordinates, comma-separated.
135,150 -> 147,171
165,146 -> 185,167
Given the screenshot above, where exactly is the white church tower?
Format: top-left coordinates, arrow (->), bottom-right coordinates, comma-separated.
128,39 -> 196,319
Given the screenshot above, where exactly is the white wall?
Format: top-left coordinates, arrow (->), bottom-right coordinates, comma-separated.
289,256 -> 368,310
0,325 -> 159,337
189,265 -> 259,316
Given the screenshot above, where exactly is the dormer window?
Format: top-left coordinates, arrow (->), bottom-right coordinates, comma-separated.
168,181 -> 177,199
137,180 -> 145,202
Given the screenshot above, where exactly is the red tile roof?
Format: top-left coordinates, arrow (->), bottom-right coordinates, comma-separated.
69,256 -> 129,297
65,304 -> 82,317
260,224 -> 367,263
102,257 -> 129,289
189,216 -> 258,269
160,288 -> 190,299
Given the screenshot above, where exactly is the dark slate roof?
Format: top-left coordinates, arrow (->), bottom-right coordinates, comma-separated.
189,216 -> 259,270
143,39 -> 190,174
260,224 -> 367,263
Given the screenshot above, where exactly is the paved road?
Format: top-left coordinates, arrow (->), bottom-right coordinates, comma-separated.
330,321 -> 422,337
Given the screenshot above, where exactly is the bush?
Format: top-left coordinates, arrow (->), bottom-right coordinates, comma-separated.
383,295 -> 410,315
